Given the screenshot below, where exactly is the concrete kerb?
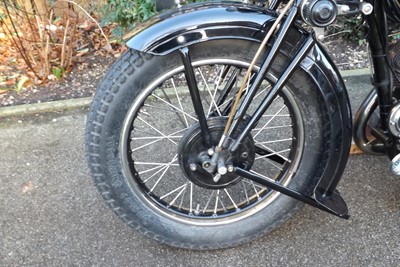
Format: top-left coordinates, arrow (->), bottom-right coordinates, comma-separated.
0,68 -> 370,118
340,68 -> 370,78
0,97 -> 92,118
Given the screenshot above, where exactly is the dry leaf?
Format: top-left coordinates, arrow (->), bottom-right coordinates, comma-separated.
21,181 -> 33,193
78,21 -> 89,29
103,43 -> 113,53
17,76 -> 31,91
76,48 -> 90,57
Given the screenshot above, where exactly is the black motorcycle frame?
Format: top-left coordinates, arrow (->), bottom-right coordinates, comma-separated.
123,0 -> 394,218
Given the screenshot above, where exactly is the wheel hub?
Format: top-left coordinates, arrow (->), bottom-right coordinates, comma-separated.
178,117 -> 255,189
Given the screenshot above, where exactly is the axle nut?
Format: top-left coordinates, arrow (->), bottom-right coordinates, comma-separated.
189,163 -> 197,172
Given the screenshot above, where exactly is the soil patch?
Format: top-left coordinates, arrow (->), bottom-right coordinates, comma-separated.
0,37 -> 369,107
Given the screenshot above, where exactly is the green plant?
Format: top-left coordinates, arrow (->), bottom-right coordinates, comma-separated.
52,66 -> 66,80
102,0 -> 156,29
326,15 -> 366,42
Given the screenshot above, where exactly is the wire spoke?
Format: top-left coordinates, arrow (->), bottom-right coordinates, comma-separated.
134,162 -> 179,166
189,182 -> 193,213
150,154 -> 178,192
143,165 -> 168,184
137,116 -> 179,146
142,164 -> 169,184
214,189 -> 220,214
253,104 -> 287,138
202,190 -> 215,213
255,147 -> 291,162
248,170 -> 276,184
168,185 -> 187,207
255,137 -> 293,145
138,164 -> 165,175
142,103 -> 192,118
224,189 -> 238,209
171,78 -> 190,127
198,67 -> 222,117
254,155 -> 284,171
218,192 -> 227,212
207,65 -> 226,116
251,181 -> 260,198
261,114 -> 290,117
160,183 -> 187,200
159,86 -> 187,127
138,157 -> 179,184
151,93 -> 198,121
178,183 -> 188,209
252,124 -> 293,131
126,60 -> 302,220
241,180 -> 250,203
131,128 -> 185,152
216,72 -> 256,112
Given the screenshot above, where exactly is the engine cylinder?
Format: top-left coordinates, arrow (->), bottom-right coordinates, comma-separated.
301,0 -> 337,27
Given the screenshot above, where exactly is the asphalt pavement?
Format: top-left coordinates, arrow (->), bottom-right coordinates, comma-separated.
0,75 -> 399,266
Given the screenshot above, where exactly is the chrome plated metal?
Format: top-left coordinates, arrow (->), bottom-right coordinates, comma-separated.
190,163 -> 197,172
390,153 -> 400,175
353,89 -> 383,154
337,4 -> 350,15
300,0 -> 337,27
360,2 -> 373,15
389,102 -> 400,137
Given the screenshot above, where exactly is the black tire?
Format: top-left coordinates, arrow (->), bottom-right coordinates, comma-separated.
86,40 -> 330,249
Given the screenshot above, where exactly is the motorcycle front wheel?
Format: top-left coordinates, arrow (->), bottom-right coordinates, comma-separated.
86,40 -> 331,249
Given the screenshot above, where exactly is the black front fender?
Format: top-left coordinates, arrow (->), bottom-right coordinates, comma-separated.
125,1 -> 273,55
125,1 -> 352,216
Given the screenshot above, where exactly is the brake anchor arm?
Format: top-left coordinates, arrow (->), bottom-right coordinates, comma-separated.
235,167 -> 350,219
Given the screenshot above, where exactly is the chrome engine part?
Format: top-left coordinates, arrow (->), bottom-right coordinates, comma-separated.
301,0 -> 337,27
386,40 -> 400,137
390,153 -> 400,175
389,102 -> 400,137
389,42 -> 400,138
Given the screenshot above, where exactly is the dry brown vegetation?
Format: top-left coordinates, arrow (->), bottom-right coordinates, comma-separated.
0,0 -> 113,93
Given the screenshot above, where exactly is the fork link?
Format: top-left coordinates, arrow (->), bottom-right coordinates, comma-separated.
210,0 -> 299,174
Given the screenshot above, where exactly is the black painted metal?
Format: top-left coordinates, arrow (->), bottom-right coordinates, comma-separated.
226,4 -> 300,150
215,67 -> 239,116
363,0 -> 400,159
125,2 -> 273,56
235,167 -> 350,219
303,44 -> 352,198
231,35 -> 315,152
154,0 -> 175,11
268,0 -> 282,10
179,47 -> 212,148
365,2 -> 392,132
126,1 -> 353,216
